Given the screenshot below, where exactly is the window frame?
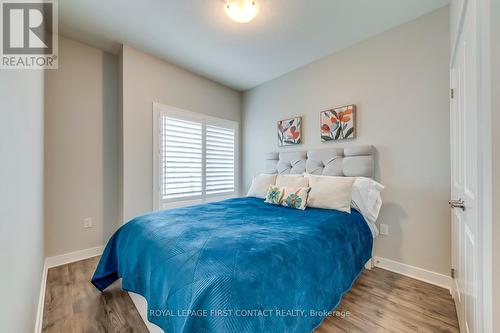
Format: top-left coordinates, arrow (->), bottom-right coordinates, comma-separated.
152,102 -> 239,210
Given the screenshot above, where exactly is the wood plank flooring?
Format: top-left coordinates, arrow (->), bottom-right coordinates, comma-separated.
42,256 -> 147,333
42,257 -> 459,333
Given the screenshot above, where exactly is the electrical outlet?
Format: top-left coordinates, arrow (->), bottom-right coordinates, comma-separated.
83,217 -> 93,229
380,224 -> 389,236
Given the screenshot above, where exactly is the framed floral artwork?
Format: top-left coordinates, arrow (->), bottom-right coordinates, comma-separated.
320,105 -> 356,141
277,117 -> 302,146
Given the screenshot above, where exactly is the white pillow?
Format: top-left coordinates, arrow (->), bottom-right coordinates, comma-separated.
351,177 -> 384,225
307,175 -> 355,213
276,174 -> 309,187
247,174 -> 277,199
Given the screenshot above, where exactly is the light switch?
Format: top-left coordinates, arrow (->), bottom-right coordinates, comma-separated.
380,224 -> 389,235
83,217 -> 93,229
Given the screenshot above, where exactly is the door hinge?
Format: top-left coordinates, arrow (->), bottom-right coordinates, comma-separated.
450,88 -> 454,99
451,268 -> 455,279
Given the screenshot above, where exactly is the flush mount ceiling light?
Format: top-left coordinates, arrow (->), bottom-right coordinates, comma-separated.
225,0 -> 259,23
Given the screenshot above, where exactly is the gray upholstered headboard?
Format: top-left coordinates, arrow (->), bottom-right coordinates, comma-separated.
264,145 -> 374,178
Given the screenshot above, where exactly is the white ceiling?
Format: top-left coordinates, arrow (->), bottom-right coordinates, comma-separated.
59,0 -> 449,91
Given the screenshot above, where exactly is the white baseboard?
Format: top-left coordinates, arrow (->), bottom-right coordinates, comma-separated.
45,245 -> 104,269
34,262 -> 48,333
34,245 -> 105,333
373,256 -> 452,290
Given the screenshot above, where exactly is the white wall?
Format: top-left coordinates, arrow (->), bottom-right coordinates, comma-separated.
121,45 -> 241,221
0,71 -> 45,332
242,8 -> 451,275
45,36 -> 120,257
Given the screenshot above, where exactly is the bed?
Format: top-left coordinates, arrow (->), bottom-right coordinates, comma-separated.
92,146 -> 377,333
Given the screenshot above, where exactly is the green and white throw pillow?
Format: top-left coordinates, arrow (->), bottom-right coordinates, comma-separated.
265,185 -> 311,210
281,187 -> 311,210
265,185 -> 284,205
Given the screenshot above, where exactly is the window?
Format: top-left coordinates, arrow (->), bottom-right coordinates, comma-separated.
153,103 -> 238,209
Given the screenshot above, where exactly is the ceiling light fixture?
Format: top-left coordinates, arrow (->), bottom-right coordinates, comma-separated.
225,0 -> 259,23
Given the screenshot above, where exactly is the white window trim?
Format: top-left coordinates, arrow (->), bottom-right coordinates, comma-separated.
152,102 -> 239,210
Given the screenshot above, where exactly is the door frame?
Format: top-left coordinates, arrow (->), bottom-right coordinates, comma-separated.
449,0 -> 493,332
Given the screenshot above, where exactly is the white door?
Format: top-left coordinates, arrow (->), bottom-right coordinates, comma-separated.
450,0 -> 480,332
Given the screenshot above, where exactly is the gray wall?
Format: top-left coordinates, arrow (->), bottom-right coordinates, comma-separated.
45,36 -> 120,257
0,71 -> 45,332
121,45 -> 241,221
242,8 -> 451,275
491,0 -> 499,330
102,52 -> 120,242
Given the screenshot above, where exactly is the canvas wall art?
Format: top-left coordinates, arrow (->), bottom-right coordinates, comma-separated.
277,117 -> 302,146
320,105 -> 356,141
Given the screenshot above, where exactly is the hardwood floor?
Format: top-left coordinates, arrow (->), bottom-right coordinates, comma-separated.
42,257 -> 459,333
42,256 -> 147,333
313,268 -> 459,333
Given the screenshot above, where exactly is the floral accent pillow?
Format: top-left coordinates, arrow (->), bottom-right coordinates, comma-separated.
265,185 -> 283,205
265,185 -> 311,210
281,187 -> 311,210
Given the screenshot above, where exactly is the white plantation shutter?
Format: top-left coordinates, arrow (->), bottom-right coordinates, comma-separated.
206,125 -> 235,195
154,104 -> 238,209
161,117 -> 203,200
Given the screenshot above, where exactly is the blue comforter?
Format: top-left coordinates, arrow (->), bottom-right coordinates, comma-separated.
92,197 -> 372,333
